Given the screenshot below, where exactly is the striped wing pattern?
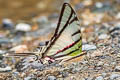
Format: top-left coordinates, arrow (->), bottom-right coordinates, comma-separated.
42,3 -> 82,61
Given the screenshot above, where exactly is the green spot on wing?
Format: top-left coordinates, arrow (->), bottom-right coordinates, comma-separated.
65,40 -> 82,56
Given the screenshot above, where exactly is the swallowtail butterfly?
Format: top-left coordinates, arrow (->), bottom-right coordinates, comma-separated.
6,3 -> 82,63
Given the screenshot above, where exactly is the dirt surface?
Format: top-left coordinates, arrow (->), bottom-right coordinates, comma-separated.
0,0 -> 65,22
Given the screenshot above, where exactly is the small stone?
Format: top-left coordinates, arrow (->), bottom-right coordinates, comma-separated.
47,76 -> 56,80
95,76 -> 104,80
102,73 -> 107,77
82,44 -> 97,51
115,66 -> 120,72
24,76 -> 32,80
0,50 -> 6,54
97,61 -> 104,66
98,34 -> 109,39
0,66 -> 11,72
2,18 -> 14,29
110,73 -> 120,80
15,23 -> 31,32
115,12 -> 120,19
111,62 -> 116,65
70,76 -> 76,80
95,2 -> 103,8
0,50 -> 6,59
85,77 -> 93,80
117,53 -> 120,58
0,38 -> 11,44
31,61 -> 44,69
91,50 -> 103,57
60,72 -> 68,78
104,63 -> 109,67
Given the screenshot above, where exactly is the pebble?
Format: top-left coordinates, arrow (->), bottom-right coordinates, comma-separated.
97,61 -> 104,66
95,2 -> 103,8
98,34 -> 109,39
110,73 -> 120,80
90,50 -> 103,57
117,53 -> 120,58
15,23 -> 31,32
0,50 -> 6,59
115,12 -> 120,19
0,38 -> 11,44
115,66 -> 120,72
102,73 -> 107,77
0,66 -> 11,72
2,18 -> 14,29
0,50 -> 6,54
82,44 -> 97,51
60,72 -> 68,78
95,76 -> 104,80
24,76 -> 32,80
47,76 -> 56,80
31,61 -> 44,69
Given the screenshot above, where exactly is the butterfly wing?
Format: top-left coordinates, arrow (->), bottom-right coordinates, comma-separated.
42,3 -> 82,61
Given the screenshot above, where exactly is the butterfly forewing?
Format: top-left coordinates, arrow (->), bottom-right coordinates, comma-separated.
42,3 -> 82,61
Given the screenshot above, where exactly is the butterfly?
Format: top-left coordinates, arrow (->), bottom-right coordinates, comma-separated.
5,3 -> 83,64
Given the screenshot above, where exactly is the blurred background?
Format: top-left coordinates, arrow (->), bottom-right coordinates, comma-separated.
0,0 -> 119,23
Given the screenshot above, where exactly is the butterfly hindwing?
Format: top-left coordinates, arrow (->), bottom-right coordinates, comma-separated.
42,3 -> 82,61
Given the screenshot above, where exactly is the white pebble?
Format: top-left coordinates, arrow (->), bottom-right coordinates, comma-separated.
98,34 -> 108,39
82,44 -> 97,51
95,76 -> 103,80
115,66 -> 120,72
115,12 -> 120,19
2,18 -> 13,24
16,23 -> 31,32
110,73 -> 120,80
95,2 -> 103,8
0,66 -> 11,72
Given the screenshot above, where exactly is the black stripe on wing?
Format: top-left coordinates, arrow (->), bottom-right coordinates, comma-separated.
50,36 -> 81,57
52,38 -> 82,59
72,30 -> 81,36
69,16 -> 78,24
